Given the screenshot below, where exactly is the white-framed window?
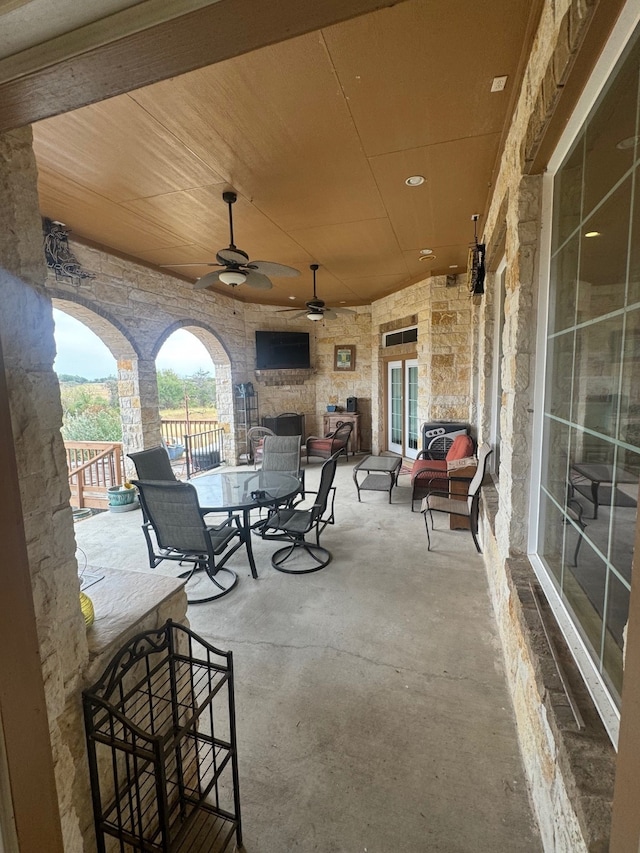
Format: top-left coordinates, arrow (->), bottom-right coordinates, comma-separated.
530,3 -> 640,745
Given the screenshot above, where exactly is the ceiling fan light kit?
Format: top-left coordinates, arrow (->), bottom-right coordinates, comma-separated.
218,270 -> 246,286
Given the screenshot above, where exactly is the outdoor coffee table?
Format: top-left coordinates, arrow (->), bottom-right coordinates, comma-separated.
352,455 -> 402,503
570,462 -> 637,519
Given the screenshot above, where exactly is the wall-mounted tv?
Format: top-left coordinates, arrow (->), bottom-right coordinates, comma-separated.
255,331 -> 311,370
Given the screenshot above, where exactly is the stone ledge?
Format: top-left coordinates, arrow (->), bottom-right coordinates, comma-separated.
255,368 -> 315,386
83,566 -> 187,670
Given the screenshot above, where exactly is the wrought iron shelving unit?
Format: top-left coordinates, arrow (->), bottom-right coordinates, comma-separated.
234,389 -> 259,463
83,620 -> 242,852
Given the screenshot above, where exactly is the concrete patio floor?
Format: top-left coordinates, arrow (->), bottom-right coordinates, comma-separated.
74,457 -> 541,853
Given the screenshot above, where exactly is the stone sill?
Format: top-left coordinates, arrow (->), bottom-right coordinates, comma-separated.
254,368 -> 315,386
480,480 -> 615,849
83,566 -> 186,672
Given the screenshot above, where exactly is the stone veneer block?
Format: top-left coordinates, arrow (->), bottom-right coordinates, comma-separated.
84,566 -> 187,668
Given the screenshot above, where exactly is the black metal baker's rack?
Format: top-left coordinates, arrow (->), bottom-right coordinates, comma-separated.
83,620 -> 242,852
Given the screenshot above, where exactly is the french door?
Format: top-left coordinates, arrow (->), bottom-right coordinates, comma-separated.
387,359 -> 419,459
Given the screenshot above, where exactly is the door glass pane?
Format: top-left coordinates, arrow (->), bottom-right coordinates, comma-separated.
407,365 -> 419,452
390,367 -> 402,444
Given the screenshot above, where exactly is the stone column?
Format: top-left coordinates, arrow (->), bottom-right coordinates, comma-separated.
118,356 -> 162,460
0,127 -> 86,849
495,174 -> 541,555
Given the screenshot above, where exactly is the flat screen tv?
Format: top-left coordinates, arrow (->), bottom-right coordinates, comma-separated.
255,331 -> 310,370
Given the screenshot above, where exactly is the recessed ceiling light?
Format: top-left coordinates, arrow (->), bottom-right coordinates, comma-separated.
616,136 -> 640,150
405,175 -> 425,186
584,231 -> 601,238
449,264 -> 459,269
339,300 -> 346,304
419,255 -> 436,261
491,75 -> 508,92
419,248 -> 433,255
288,295 -> 296,300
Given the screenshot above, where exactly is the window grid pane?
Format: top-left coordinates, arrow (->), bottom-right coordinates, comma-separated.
538,27 -> 640,708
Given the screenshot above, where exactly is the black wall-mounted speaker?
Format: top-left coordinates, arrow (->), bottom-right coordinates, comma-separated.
346,397 -> 358,413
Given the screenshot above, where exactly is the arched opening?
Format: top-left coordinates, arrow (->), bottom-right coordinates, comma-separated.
153,322 -> 235,473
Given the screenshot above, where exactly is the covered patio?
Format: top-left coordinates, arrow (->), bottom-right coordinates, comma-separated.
74,457 -> 540,852
2,1 -> 640,851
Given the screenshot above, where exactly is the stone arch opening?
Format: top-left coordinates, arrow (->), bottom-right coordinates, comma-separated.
153,319 -> 236,462
51,296 -> 161,461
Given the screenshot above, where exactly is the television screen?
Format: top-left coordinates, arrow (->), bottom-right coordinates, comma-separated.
255,331 -> 311,370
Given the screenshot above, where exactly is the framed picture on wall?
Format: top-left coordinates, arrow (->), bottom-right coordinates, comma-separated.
334,345 -> 355,371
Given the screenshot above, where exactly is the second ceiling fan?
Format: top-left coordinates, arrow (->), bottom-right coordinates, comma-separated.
279,264 -> 356,322
164,191 -> 301,291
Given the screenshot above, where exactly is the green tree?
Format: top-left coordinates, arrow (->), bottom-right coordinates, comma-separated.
156,369 -> 185,409
61,409 -> 122,441
57,373 -> 89,384
60,385 -> 106,416
185,369 -> 216,408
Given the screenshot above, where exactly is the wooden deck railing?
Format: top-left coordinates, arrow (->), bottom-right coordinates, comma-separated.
64,441 -> 125,509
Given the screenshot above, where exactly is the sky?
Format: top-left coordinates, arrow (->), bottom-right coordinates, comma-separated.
52,309 -> 215,379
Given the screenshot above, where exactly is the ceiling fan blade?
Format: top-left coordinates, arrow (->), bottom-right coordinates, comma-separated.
248,260 -> 300,278
275,306 -> 304,313
217,247 -> 250,265
323,309 -> 338,320
194,270 -> 223,289
244,270 -> 273,290
330,306 -> 357,315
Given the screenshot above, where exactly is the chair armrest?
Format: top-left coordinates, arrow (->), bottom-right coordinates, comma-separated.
417,449 -> 437,460
421,488 -> 452,503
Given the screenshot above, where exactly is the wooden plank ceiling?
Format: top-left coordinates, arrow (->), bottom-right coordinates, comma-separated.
32,0 -> 538,307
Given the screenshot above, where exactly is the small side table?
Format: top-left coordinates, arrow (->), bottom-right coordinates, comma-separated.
448,465 -> 477,529
353,455 -> 402,503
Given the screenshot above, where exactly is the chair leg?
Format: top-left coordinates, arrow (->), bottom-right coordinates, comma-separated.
421,507 -> 432,551
470,515 -> 482,553
271,538 -> 332,573
178,559 -> 238,604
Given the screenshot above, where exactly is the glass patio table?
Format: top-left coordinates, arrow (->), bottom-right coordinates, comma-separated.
191,470 -> 301,578
570,462 -> 637,520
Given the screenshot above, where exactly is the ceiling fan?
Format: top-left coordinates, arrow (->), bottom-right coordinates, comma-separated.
162,191 -> 301,291
279,264 -> 357,322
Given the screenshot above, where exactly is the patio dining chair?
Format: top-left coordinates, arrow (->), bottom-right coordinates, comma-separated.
128,445 -> 177,481
133,479 -> 243,603
262,452 -> 340,573
420,443 -> 492,553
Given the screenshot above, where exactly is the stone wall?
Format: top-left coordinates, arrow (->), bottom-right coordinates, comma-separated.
0,126 -> 89,850
473,0 -> 616,849
1,128 -> 193,853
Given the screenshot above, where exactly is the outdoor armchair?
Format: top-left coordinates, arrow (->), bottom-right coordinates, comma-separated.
410,434 -> 475,511
306,421 -> 353,463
